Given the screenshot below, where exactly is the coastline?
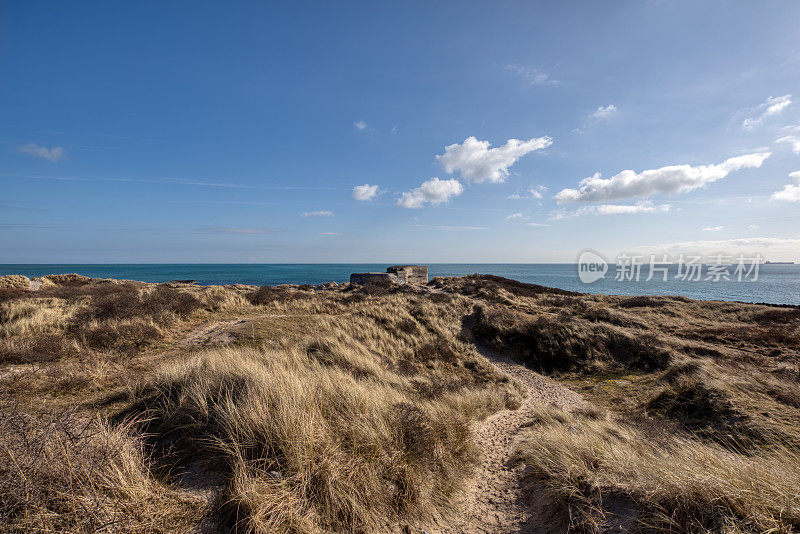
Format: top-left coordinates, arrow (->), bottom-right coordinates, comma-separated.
2,263 -> 799,305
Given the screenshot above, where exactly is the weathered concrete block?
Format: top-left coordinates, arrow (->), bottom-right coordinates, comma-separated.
386,265 -> 428,284
349,272 -> 399,285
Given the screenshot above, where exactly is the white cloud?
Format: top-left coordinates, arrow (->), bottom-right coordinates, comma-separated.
529,185 -> 547,199
397,178 -> 464,209
507,185 -> 548,200
555,152 -> 770,202
550,201 -> 671,220
301,210 -> 334,217
742,95 -> 792,129
505,65 -> 558,86
703,225 -> 724,232
591,105 -> 617,121
777,135 -> 800,154
504,213 -> 549,227
437,136 -> 552,183
353,121 -> 368,131
320,232 -> 340,236
770,171 -> 800,203
748,224 -> 760,230
19,143 -> 65,162
352,184 -> 379,201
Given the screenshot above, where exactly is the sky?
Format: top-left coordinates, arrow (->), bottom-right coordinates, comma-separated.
1,0 -> 799,263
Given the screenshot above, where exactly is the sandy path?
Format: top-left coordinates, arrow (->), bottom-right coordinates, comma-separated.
421,345 -> 586,534
147,303 -> 589,533
180,312 -> 355,349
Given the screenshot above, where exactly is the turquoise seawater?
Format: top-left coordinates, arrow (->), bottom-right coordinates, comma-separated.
1,264 -> 798,305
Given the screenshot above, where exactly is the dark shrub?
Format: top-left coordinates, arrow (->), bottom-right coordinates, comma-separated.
395,318 -> 420,335
473,306 -> 671,373
434,274 -> 578,303
660,360 -> 702,383
80,321 -> 161,352
143,285 -> 203,318
581,306 -> 645,328
0,288 -> 27,303
0,334 -> 79,364
247,286 -> 309,305
647,380 -> 749,444
754,307 -> 800,325
617,296 -> 669,308
85,284 -> 141,320
79,283 -> 202,324
306,341 -> 373,379
414,340 -> 459,365
427,292 -> 453,304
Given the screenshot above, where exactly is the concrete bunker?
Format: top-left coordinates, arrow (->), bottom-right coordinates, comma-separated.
349,265 -> 428,285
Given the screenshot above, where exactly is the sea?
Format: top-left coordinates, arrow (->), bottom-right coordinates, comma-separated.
1,264 -> 798,306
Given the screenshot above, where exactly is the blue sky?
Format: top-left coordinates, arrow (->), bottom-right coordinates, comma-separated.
2,1 -> 799,263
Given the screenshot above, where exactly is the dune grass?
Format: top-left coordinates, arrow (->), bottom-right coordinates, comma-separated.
1,273 -> 799,532
0,405 -> 205,533
514,405 -> 800,532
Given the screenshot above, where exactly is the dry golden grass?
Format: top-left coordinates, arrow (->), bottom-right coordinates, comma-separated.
123,346 -> 498,532
1,273 -> 799,532
0,275 -> 30,290
0,405 -> 206,533
0,276 -> 523,532
514,405 -> 800,532
117,290 -> 523,532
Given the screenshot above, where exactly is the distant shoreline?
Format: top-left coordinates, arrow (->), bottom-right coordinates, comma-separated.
2,263 -> 799,305
3,266 -> 800,307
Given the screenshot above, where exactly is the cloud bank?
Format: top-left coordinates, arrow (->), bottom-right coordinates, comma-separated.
437,136 -> 552,183
555,152 -> 770,202
652,237 -> 800,253
301,210 -> 334,217
550,201 -> 671,220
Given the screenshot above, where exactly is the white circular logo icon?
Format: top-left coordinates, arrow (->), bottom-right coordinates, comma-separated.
577,250 -> 608,283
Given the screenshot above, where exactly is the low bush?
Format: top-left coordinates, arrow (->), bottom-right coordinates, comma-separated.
473,306 -> 671,372
247,285 -> 310,305
616,295 -> 669,308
